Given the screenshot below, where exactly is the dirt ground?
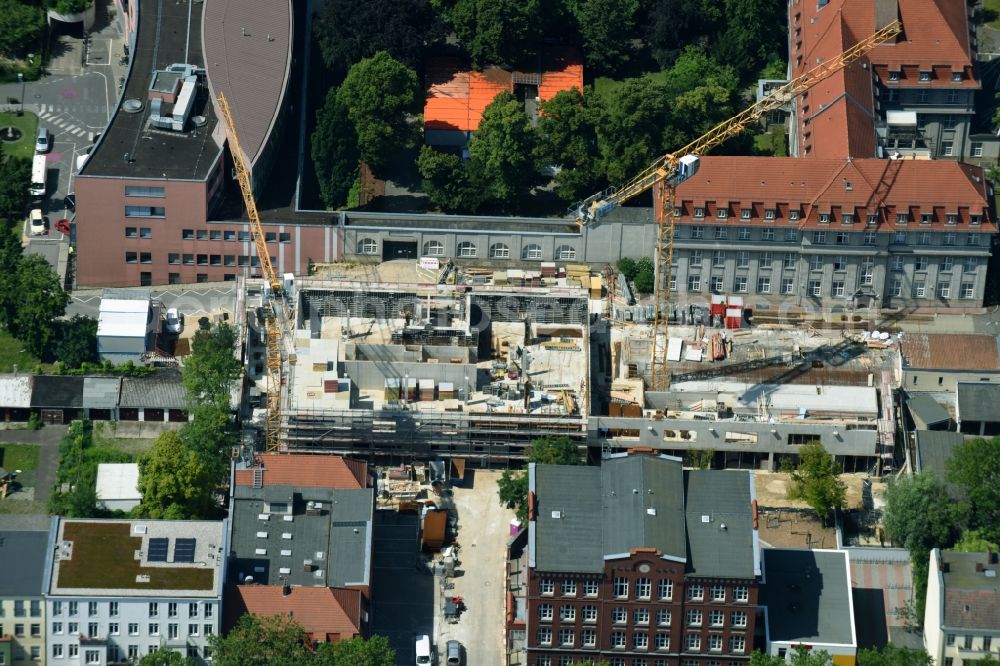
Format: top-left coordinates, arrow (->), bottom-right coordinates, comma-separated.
754,471 -> 884,510
756,509 -> 838,549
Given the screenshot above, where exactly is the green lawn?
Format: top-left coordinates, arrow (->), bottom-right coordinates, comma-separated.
593,70 -> 668,101
0,329 -> 40,373
0,111 -> 39,161
0,444 -> 39,489
985,0 -> 1000,29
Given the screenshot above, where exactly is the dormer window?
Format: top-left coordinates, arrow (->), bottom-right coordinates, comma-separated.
789,210 -> 800,221
716,207 -> 728,220
921,213 -> 933,224
819,213 -> 831,224
946,213 -> 957,225
867,213 -> 878,225
674,207 -> 682,217
971,214 -> 982,225
896,212 -> 908,224
741,208 -> 752,220
694,207 -> 705,219
765,209 -> 776,220
919,71 -> 931,82
952,71 -> 963,82
888,70 -> 900,82
842,213 -> 854,224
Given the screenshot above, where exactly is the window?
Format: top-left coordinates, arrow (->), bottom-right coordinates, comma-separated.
919,232 -> 931,245
555,245 -> 576,260
224,255 -> 236,267
861,259 -> 874,285
582,628 -> 597,647
730,636 -> 746,654
691,225 -> 705,239
457,242 -> 477,257
537,628 -> 553,646
759,251 -> 773,266
832,281 -> 845,298
658,579 -> 673,600
946,634 -> 956,647
940,256 -> 953,272
688,276 -> 701,292
731,611 -> 747,628
358,238 -> 378,255
762,228 -> 775,241
561,580 -> 577,596
765,208 -> 776,220
714,226 -> 728,240
421,240 -> 445,256
712,250 -> 726,267
204,624 -> 214,636
540,579 -> 555,595
736,251 -> 749,268
938,283 -> 950,299
614,577 -> 629,598
489,243 -> 510,259
612,631 -> 626,649
140,252 -> 152,264
687,610 -> 703,627
780,253 -> 794,269
741,208 -> 752,220
521,244 -> 543,260
739,227 -> 751,241
897,212 -> 908,225
656,634 -> 671,651
264,232 -> 277,242
183,254 -> 194,265
583,579 -> 599,596
687,634 -> 702,652
781,278 -> 795,294
918,70 -> 931,82
109,623 -> 119,635
125,206 -> 165,218
559,629 -> 574,646
560,605 -> 576,622
692,206 -> 706,219
125,186 -> 165,197
613,607 -> 628,624
537,659 -> 552,666
867,213 -> 878,225
813,231 -> 826,244
709,610 -> 725,627
971,215 -> 983,226
943,232 -> 957,246
538,604 -> 553,622
757,277 -> 771,294
53,644 -> 63,659
204,605 -> 213,619
973,142 -> 984,158
125,226 -> 139,238
83,648 -> 100,663
690,250 -> 703,266
656,609 -> 672,627
148,603 -> 159,618
85,623 -> 95,637
223,230 -> 236,241
709,635 -> 724,652
125,251 -> 138,264
786,228 -> 799,242
809,255 -> 823,271
734,276 -> 748,293
634,633 -> 649,650
716,207 -> 728,219
864,231 -> 877,245
68,645 -> 78,658
890,278 -> 903,297
710,276 -> 723,293
168,623 -> 178,639
819,213 -> 831,224
968,233 -> 982,247
888,70 -> 900,81
69,623 -> 78,634
128,646 -> 138,659
985,637 -> 992,651
634,577 -> 651,599
891,255 -> 904,271
583,605 -> 598,623
833,255 -> 846,271
842,213 -> 854,224
733,586 -> 749,602
209,230 -> 222,241
836,232 -> 849,245
635,608 -> 650,625
128,623 -> 139,636
197,254 -> 208,265
942,141 -> 954,157
789,210 -> 800,221
961,283 -> 975,299
149,622 -> 160,635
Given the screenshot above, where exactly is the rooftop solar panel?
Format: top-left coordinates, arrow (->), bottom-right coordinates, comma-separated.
148,538 -> 169,562
173,538 -> 196,563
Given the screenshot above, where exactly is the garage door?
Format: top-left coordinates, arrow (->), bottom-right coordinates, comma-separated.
383,240 -> 418,260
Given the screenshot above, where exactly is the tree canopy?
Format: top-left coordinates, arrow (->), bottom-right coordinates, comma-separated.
946,436 -> 1000,544
750,647 -> 833,666
451,0 -> 542,68
857,645 -> 933,666
784,443 -> 847,526
337,52 -> 421,175
567,0 -> 641,73
9,253 -> 70,358
535,88 -> 603,203
182,323 -> 241,410
0,0 -> 46,57
51,315 -> 100,369
497,436 -> 582,521
467,91 -> 541,209
136,431 -> 218,519
312,89 -> 360,209
416,146 -> 485,214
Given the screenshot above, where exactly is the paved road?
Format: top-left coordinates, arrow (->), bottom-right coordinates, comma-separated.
0,425 -> 67,508
67,283 -> 239,319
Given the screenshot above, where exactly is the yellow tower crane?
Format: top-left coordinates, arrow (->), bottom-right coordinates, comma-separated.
574,20 -> 902,390
216,92 -> 292,453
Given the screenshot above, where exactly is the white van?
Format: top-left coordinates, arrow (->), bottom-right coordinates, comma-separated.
415,634 -> 432,665
29,154 -> 47,197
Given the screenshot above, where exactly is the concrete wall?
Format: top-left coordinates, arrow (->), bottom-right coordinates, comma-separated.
923,549 -> 944,665
0,597 -> 45,664
904,370 -> 1000,393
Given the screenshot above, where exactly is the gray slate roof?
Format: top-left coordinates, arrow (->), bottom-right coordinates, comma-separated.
684,469 -> 756,578
532,456 -> 755,577
119,370 -> 187,409
940,551 -> 1000,630
914,430 -> 966,477
83,377 -> 122,410
0,530 -> 50,596
30,375 -> 84,408
906,394 -> 951,430
761,549 -> 855,646
957,382 -> 1000,424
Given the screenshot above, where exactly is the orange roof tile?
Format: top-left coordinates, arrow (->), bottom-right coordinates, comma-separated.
234,454 -> 367,489
538,47 -> 584,102
225,585 -> 362,643
901,334 -> 1000,371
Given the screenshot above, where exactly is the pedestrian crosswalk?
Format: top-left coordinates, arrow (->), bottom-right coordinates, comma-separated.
36,105 -> 103,137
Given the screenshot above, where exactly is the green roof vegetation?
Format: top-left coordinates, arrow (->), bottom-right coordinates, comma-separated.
58,522 -> 214,591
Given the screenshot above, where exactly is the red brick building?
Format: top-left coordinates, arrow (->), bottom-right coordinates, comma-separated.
511,453 -> 760,666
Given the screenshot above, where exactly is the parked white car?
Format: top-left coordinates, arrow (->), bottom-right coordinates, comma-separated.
165,308 -> 183,334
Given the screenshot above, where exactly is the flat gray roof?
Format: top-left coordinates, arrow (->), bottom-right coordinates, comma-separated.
762,549 -> 855,646
957,382 -> 1000,423
83,377 -> 122,410
0,530 -> 50,596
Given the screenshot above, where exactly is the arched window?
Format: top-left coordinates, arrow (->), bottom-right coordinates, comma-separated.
522,244 -> 543,260
457,241 -> 477,257
555,245 -> 576,260
358,238 -> 378,255
490,243 -> 510,259
423,240 -> 445,257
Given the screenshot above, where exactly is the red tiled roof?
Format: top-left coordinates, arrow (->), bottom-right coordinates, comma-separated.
875,0 -> 974,72
900,333 -> 1000,371
234,454 -> 367,489
225,585 -> 362,643
424,48 -> 583,132
665,156 -> 995,231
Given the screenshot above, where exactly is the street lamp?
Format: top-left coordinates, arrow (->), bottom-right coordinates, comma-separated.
17,73 -> 24,116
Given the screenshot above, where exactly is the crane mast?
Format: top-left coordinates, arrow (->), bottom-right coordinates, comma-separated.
572,21 -> 901,390
216,92 -> 289,453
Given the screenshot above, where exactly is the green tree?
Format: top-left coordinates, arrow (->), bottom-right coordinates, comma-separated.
661,47 -> 740,148
616,257 -> 638,280
535,88 -> 604,202
209,614 -> 310,666
51,315 -> 99,368
136,431 -> 217,519
685,449 -> 715,469
337,52 -> 421,174
594,75 -> 670,185
467,91 -> 541,210
312,89 -> 360,209
0,223 -> 24,329
643,0 -> 722,68
784,443 -> 847,526
497,436 -> 582,521
947,436 -> 1000,544
314,635 -> 396,666
11,254 -> 69,357
567,0 -> 641,73
716,0 -> 786,79
314,0 -> 443,76
751,648 -> 833,666
0,157 -> 31,220
182,323 -> 241,410
180,404 -> 237,482
952,529 -> 1000,553
136,650 -> 194,666
633,267 -> 655,294
857,645 -> 933,666
451,0 -> 542,68
416,146 -> 486,213
0,0 -> 45,57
